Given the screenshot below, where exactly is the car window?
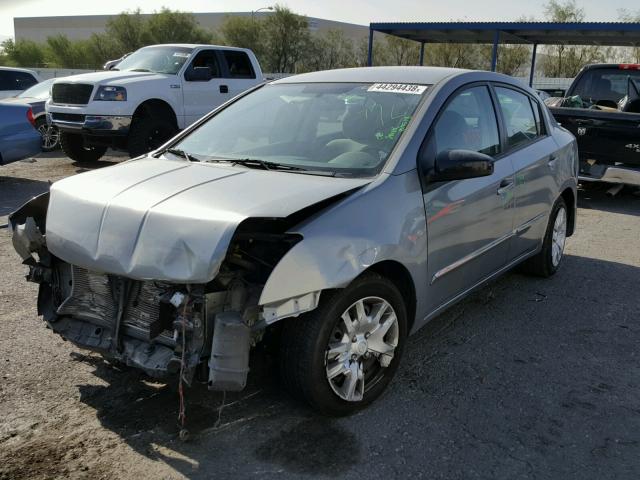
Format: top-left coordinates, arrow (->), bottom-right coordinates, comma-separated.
530,98 -> 545,136
495,87 -> 540,149
571,68 -> 640,104
223,51 -> 255,79
432,86 -> 500,156
18,78 -> 54,99
0,71 -> 37,91
186,50 -> 221,79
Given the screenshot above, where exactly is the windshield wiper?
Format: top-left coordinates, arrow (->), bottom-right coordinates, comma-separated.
205,157 -> 334,175
129,68 -> 152,72
164,148 -> 199,162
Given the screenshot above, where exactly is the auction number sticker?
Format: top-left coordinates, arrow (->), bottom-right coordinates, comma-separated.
368,83 -> 427,95
173,52 -> 191,58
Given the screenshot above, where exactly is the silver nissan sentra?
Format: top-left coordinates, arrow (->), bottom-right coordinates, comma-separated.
11,67 -> 578,416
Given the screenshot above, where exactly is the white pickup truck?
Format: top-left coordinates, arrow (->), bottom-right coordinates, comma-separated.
47,44 -> 264,161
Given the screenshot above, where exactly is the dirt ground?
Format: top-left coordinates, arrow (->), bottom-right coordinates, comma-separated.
1,152 -> 639,479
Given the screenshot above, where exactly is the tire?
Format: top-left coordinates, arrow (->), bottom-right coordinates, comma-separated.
35,118 -> 60,152
59,132 -> 107,162
279,273 -> 408,416
520,197 -> 568,277
127,111 -> 177,158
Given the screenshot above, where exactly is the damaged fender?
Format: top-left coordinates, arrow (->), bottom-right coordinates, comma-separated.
259,171 -> 430,331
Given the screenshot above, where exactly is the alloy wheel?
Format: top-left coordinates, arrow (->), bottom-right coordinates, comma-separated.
551,206 -> 567,267
325,296 -> 399,402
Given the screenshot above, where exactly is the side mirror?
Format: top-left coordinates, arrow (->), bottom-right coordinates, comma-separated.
428,149 -> 494,182
185,66 -> 212,82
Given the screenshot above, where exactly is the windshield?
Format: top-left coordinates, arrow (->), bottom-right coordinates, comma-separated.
115,46 -> 193,74
173,82 -> 428,177
17,78 -> 54,99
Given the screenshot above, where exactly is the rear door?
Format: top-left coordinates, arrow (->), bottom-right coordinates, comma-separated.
422,84 -> 516,312
182,49 -> 226,126
493,85 -> 558,259
219,50 -> 260,98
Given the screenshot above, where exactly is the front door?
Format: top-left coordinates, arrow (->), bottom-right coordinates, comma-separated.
182,49 -> 227,126
422,85 -> 516,313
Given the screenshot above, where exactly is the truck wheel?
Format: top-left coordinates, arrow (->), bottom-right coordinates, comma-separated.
36,118 -> 60,152
127,114 -> 177,158
59,132 -> 107,162
279,273 -> 407,416
520,197 -> 568,277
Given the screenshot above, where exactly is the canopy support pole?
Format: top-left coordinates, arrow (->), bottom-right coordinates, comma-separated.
491,30 -> 500,71
529,43 -> 538,87
367,28 -> 374,66
419,42 -> 425,66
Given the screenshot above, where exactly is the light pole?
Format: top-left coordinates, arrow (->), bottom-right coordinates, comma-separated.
251,6 -> 273,21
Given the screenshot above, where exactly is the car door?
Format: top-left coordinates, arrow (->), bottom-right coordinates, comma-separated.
493,85 -> 558,259
182,49 -> 227,126
422,84 -> 516,312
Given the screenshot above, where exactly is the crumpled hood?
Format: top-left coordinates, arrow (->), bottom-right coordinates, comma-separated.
45,157 -> 369,283
53,71 -> 168,86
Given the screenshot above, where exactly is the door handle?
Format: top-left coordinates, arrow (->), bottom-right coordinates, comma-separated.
497,179 -> 514,196
548,154 -> 557,166
220,85 -> 229,93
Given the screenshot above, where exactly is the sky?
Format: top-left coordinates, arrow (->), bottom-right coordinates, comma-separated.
0,0 -> 639,39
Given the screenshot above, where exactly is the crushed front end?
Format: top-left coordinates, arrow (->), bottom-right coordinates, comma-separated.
10,193 -> 300,390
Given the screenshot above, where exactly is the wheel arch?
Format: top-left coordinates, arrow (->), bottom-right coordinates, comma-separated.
132,98 -> 178,129
362,260 -> 417,333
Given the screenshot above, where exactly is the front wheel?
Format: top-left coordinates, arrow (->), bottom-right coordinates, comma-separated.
59,132 -> 107,162
127,114 -> 176,158
279,273 -> 407,416
520,197 -> 568,277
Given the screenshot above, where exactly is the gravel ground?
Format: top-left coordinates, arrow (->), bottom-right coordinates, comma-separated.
1,152 -> 639,480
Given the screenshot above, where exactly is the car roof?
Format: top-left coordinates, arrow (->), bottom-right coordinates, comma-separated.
142,43 -> 252,53
0,66 -> 38,75
273,66 -> 471,85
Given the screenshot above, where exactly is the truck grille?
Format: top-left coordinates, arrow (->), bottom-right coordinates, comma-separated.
51,83 -> 94,105
51,112 -> 86,123
57,266 -> 174,341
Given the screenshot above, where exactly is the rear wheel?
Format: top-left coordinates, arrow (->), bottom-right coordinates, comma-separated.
36,118 -> 60,152
520,197 -> 567,277
59,132 -> 107,162
279,273 -> 407,416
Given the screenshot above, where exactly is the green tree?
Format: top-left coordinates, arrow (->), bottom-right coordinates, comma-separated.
1,39 -> 46,67
541,0 -> 608,77
262,5 -> 310,73
618,9 -> 640,63
144,8 -> 212,44
301,29 -> 356,71
105,9 -> 148,53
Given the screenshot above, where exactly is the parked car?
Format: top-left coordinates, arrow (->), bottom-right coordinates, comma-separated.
0,67 -> 40,100
1,78 -> 59,151
103,52 -> 131,71
11,67 -> 577,415
47,43 -> 264,162
0,103 -> 41,165
548,63 -> 640,188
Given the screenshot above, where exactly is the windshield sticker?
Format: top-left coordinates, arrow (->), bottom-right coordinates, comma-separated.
368,83 -> 427,95
173,52 -> 191,58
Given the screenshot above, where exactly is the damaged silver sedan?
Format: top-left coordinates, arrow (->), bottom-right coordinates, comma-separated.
10,67 -> 578,415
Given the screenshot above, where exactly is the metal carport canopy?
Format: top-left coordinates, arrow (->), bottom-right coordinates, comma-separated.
367,22 -> 640,85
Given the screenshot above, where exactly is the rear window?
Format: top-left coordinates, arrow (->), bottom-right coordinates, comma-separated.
0,71 -> 38,91
571,67 -> 640,105
223,51 -> 255,79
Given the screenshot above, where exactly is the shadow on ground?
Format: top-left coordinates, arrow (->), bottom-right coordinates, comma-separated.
578,183 -> 640,216
71,254 -> 640,479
